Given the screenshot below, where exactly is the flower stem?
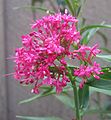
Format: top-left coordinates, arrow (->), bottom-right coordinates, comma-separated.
66,66 -> 81,120
72,81 -> 81,120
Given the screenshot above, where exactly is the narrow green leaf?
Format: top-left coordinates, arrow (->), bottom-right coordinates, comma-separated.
19,95 -> 40,104
90,87 -> 111,96
88,78 -> 111,90
19,88 -> 56,104
19,86 -> 70,104
97,31 -> 108,46
78,85 -> 89,114
76,5 -> 81,16
56,0 -> 66,13
100,67 -> 111,80
13,6 -> 54,14
16,116 -> 63,120
97,55 -> 111,62
100,47 -> 111,53
106,113 -> 111,117
80,24 -> 111,34
32,0 -> 44,4
65,0 -> 74,15
81,32 -> 90,45
54,93 -> 74,109
76,72 -> 111,91
86,109 -> 111,114
86,67 -> 111,91
78,18 -> 86,29
81,22 -> 105,45
72,0 -> 78,15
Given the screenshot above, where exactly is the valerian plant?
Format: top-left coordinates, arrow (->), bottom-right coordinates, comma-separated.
13,0 -> 111,120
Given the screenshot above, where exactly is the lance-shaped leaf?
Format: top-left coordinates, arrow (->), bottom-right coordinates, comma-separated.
19,86 -> 70,104
97,31 -> 108,46
87,67 -> 111,90
100,67 -> 111,79
87,78 -> 111,90
90,87 -> 111,96
97,55 -> 111,62
19,87 -> 56,104
78,85 -> 89,115
86,108 -> 111,114
100,47 -> 111,54
65,0 -> 74,15
56,0 -> 66,13
76,67 -> 111,89
13,6 -> 54,14
81,22 -> 104,45
72,0 -> 79,15
80,24 -> 111,34
16,116 -> 63,120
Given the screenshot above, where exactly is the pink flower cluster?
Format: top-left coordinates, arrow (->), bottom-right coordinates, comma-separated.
74,62 -> 103,88
14,13 -> 80,93
14,13 -> 103,93
73,44 -> 101,64
73,44 -> 103,88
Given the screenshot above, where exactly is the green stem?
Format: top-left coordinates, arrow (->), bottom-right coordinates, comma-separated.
66,66 -> 81,120
72,82 -> 81,120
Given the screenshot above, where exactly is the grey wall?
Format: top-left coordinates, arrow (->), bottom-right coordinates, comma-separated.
0,0 -> 111,120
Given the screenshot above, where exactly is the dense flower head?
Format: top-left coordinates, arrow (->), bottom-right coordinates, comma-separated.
14,13 -> 103,94
14,13 -> 81,94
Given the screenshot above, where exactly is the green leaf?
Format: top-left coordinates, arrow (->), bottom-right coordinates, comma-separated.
19,87 -> 56,104
100,47 -> 111,53
78,85 -> 89,114
54,93 -> 74,109
78,17 -> 86,29
16,116 -> 63,120
106,113 -> 111,117
19,95 -> 40,104
88,78 -> 111,90
97,55 -> 111,62
81,27 -> 100,45
80,24 -> 111,34
86,109 -> 111,114
71,0 -> 87,17
90,87 -> 111,96
76,5 -> 81,16
72,0 -> 79,15
97,31 -> 108,46
56,0 -> 66,13
81,32 -> 89,45
86,67 -> 111,91
13,6 -> 54,14
100,67 -> 111,80
81,22 -> 105,45
19,86 -> 70,104
65,0 -> 74,15
31,0 -> 44,5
